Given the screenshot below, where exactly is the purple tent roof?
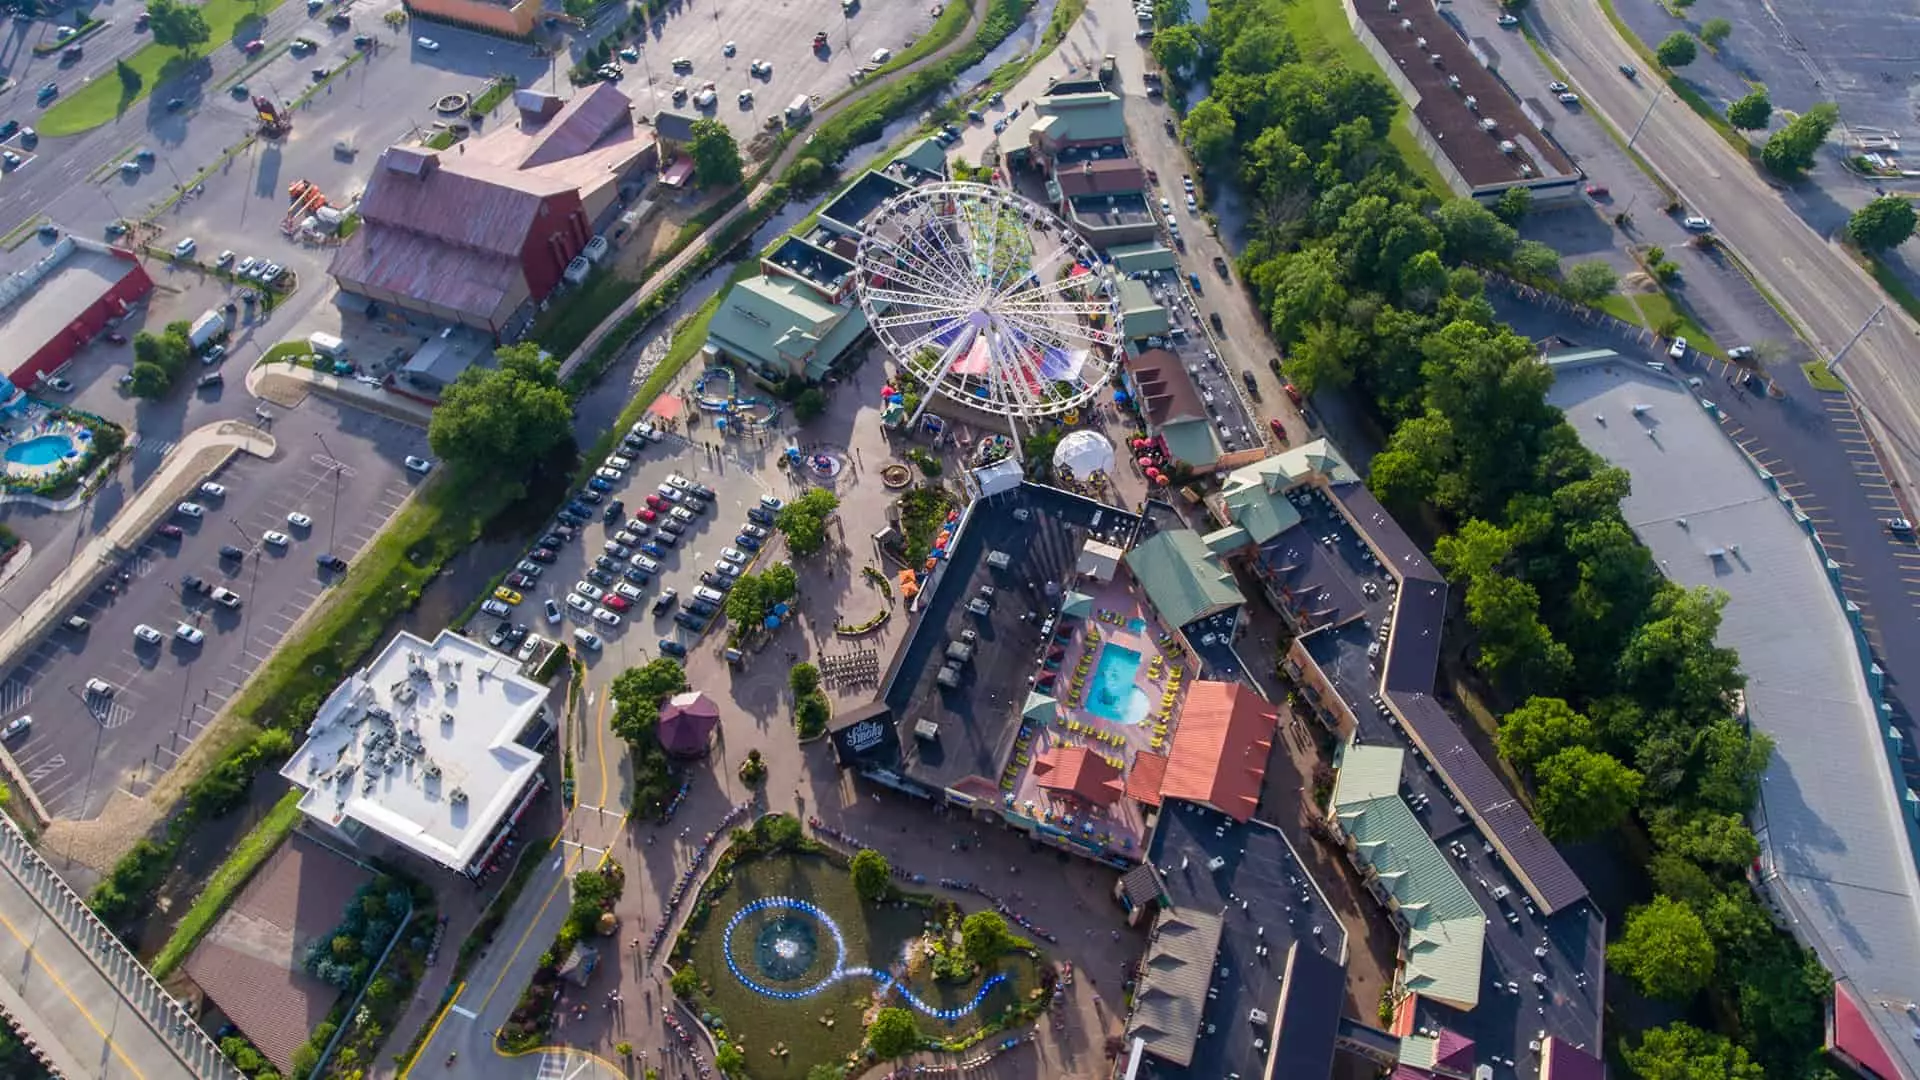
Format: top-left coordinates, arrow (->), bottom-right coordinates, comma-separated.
657,691 -> 720,756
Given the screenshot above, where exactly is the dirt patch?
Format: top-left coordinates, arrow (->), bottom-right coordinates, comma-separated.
251,372 -> 313,410
607,188 -> 728,282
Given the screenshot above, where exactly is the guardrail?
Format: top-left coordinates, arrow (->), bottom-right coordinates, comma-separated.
0,815 -> 242,1080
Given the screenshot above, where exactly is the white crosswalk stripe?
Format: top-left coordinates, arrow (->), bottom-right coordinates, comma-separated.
98,700 -> 135,729
0,679 -> 31,717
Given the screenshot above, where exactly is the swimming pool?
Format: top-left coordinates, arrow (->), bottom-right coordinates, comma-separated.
1086,644 -> 1151,725
4,434 -> 76,469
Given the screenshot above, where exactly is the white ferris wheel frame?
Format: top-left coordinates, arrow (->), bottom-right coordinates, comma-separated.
851,181 -> 1125,449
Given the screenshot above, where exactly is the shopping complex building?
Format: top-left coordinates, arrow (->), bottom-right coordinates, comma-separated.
0,235 -> 154,389
280,629 -> 552,881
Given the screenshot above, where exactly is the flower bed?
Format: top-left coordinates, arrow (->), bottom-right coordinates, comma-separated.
834,609 -> 889,636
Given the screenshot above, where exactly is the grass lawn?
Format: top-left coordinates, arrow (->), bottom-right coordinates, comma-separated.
39,0 -> 291,136
1801,360 -> 1845,392
681,853 -> 1042,1080
1278,0 -> 1452,198
148,789 -> 303,978
1596,289 -> 1725,358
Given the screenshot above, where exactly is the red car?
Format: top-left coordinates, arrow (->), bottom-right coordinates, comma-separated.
243,39 -> 265,54
1584,183 -> 1609,198
813,30 -> 829,47
1282,381 -> 1303,407
1268,417 -> 1289,444
603,594 -> 631,612
637,507 -> 658,522
156,523 -> 184,539
526,548 -> 557,563
506,572 -> 538,589
645,493 -> 668,510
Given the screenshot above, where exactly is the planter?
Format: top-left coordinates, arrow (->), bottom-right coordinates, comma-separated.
880,462 -> 913,488
835,608 -> 890,636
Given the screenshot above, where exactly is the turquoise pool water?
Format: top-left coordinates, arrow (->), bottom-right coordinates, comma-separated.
1126,617 -> 1148,633
1086,644 -> 1151,725
5,434 -> 76,468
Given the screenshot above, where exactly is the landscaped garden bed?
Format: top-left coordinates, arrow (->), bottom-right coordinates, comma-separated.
669,815 -> 1051,1079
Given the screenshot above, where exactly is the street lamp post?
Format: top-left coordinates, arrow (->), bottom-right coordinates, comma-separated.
1828,303 -> 1885,376
313,431 -> 346,554
1627,91 -> 1660,151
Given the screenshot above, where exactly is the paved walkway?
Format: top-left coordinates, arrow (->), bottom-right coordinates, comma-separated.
556,0 -> 995,383
0,423 -> 276,674
245,360 -> 436,428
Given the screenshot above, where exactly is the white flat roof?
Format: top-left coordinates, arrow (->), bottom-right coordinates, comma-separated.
0,245 -> 132,352
1549,359 -> 1920,1075
281,630 -> 547,871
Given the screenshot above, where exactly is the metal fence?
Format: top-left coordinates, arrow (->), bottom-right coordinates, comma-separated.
0,816 -> 242,1080
1483,271 -> 1670,353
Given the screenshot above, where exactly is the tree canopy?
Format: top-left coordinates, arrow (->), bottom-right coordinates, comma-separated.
1847,195 -> 1917,251
1534,745 -> 1641,839
775,488 -> 840,556
867,1007 -> 920,1059
1727,90 -> 1772,131
850,848 -> 891,901
1496,697 -> 1593,769
1699,17 -> 1731,47
960,910 -> 1015,965
609,659 -> 689,743
428,344 -> 575,487
1655,32 -> 1698,68
1610,896 -> 1717,999
147,0 -> 210,52
687,117 -> 744,188
1760,102 -> 1839,179
1623,1023 -> 1764,1080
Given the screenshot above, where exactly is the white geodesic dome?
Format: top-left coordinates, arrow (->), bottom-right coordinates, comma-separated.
1052,429 -> 1115,477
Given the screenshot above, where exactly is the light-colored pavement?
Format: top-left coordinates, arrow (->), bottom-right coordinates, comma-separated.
1526,2 -> 1920,496
0,813 -> 237,1080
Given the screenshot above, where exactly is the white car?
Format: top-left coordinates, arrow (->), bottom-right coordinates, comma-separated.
614,581 -> 644,601
1,716 -> 29,741
750,59 -> 771,77
263,530 -> 290,546
738,89 -> 754,106
596,467 -> 623,481
1497,13 -> 1518,25
287,512 -> 312,528
404,455 -> 434,473
720,547 -> 748,565
656,484 -> 683,502
1157,196 -> 1171,213
84,678 -> 114,697
1668,336 -> 1689,360
566,593 -> 594,614
200,481 -> 226,497
237,257 -> 258,277
574,581 -> 605,601
1557,92 -> 1579,105
723,40 -> 737,55
591,607 -> 622,626
870,47 -> 892,64
605,455 -> 632,471
1185,194 -> 1197,213
1547,81 -> 1569,92
175,623 -> 205,645
1683,215 -> 1712,231
216,250 -> 235,267
670,506 -> 696,524
665,474 -> 691,490
695,87 -> 717,108
573,628 -> 602,651
545,598 -> 563,624
177,501 -> 205,518
692,585 -> 726,604
759,494 -> 784,510
481,598 -> 511,617
134,624 -> 163,645
632,555 -> 661,574
517,634 -> 543,661
416,36 -> 441,50
173,237 -> 196,258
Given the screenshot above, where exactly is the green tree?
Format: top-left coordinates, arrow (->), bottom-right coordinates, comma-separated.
1649,809 -> 1760,870
1727,89 -> 1773,131
1434,198 -> 1518,265
867,1007 -> 921,1059
1256,246 -> 1347,346
128,362 -> 171,399
1510,239 -> 1560,281
1610,896 -> 1716,999
794,387 -> 828,422
1563,260 -> 1618,303
1496,697 -> 1594,769
850,848 -> 891,901
1847,195 -> 1918,251
147,0 -> 211,53
1220,24 -> 1296,75
1493,185 -> 1532,223
116,59 -> 142,96
715,1045 -> 745,1073
790,663 -> 821,696
775,488 -> 840,556
428,344 -> 574,487
1760,102 -> 1839,179
786,156 -> 827,193
1152,0 -> 1189,28
1150,23 -> 1202,76
670,964 -> 700,998
1616,585 -> 1744,719
960,910 -> 1014,966
687,117 -> 744,188
1624,1023 -> 1763,1080
1655,32 -> 1697,68
1698,16 -> 1731,47
1181,99 -> 1237,172
609,658 -> 689,743
1534,746 -> 1641,839
1464,573 -> 1571,694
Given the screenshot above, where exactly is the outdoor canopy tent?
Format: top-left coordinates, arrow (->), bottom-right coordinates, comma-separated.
1061,590 -> 1095,619
657,691 -> 721,757
1053,429 -> 1115,477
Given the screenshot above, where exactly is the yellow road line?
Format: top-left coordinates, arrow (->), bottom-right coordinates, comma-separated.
477,846 -> 582,1013
396,980 -> 466,1079
0,908 -> 146,1079
594,689 -> 612,809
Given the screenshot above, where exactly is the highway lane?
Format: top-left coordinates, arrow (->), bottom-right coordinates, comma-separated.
1525,1 -> 1920,498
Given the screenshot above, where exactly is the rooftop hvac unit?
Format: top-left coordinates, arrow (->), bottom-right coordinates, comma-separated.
1465,94 -> 1478,110
1480,117 -> 1499,132
450,788 -> 468,804
1499,140 -> 1518,154
1448,74 -> 1462,90
1401,17 -> 1413,29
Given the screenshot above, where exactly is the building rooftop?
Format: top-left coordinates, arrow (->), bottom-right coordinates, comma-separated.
892,136 -> 949,177
765,235 -> 854,298
1030,92 -> 1128,145
1127,907 -> 1224,1068
180,835 -> 376,1073
1264,943 -> 1346,1080
1067,192 -> 1154,229
1160,681 -> 1275,822
1054,158 -> 1147,198
1135,803 -> 1348,1078
653,109 -> 698,144
1108,241 -> 1178,274
280,629 -> 548,873
1124,530 -> 1242,629
1331,742 -> 1484,1011
705,275 -> 867,379
1127,348 -> 1202,424
1548,357 -> 1920,1075
0,240 -> 139,357
1350,0 -> 1576,190
1218,441 -> 1358,547
1539,1037 -> 1607,1080
821,169 -> 913,234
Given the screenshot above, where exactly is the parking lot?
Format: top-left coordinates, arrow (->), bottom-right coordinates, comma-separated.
461,423 -> 789,675
0,397 -> 427,820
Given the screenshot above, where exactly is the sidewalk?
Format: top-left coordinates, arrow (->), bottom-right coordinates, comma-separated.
0,422 -> 276,674
246,360 -> 436,428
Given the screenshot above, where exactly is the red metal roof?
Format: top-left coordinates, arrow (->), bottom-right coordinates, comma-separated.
1127,750 -> 1168,806
1159,681 -> 1275,821
1035,745 -> 1124,805
1830,984 -> 1902,1080
1056,158 -> 1146,198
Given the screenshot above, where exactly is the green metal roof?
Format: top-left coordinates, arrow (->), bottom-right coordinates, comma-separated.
892,136 -> 948,176
1033,92 -> 1126,143
1023,691 -> 1058,724
1062,590 -> 1095,619
705,276 -> 865,377
1108,242 -> 1177,273
1117,279 -> 1169,339
1331,743 -> 1484,1010
1214,440 -> 1357,543
1159,417 -> 1220,469
1203,526 -> 1249,555
1124,530 -> 1243,628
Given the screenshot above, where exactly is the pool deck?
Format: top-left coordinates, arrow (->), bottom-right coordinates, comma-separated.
996,577 -> 1187,858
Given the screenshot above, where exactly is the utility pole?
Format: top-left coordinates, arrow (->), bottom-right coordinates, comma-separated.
1828,303 -> 1885,375
1627,91 -> 1660,151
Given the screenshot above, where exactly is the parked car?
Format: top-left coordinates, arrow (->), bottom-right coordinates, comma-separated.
404,455 -> 434,473
659,639 -> 688,658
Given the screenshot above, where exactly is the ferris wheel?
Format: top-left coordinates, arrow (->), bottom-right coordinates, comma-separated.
851,181 -> 1124,446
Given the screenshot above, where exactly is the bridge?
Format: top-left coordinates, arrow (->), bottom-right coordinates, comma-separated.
0,815 -> 239,1080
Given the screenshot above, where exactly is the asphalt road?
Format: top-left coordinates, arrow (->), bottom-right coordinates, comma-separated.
0,397 -> 425,820
1518,0 -> 1920,498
